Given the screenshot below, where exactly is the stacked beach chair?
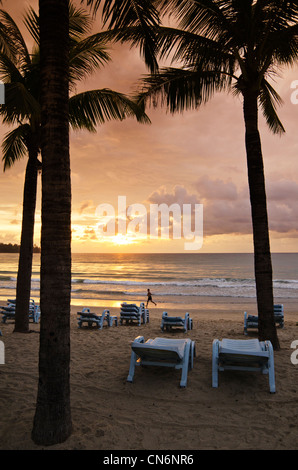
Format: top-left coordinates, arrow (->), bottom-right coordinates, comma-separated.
161,311 -> 193,332
77,308 -> 118,329
120,302 -> 149,326
1,298 -> 40,324
244,304 -> 284,335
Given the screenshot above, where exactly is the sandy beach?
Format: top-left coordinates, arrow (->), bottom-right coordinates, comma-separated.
0,298 -> 298,451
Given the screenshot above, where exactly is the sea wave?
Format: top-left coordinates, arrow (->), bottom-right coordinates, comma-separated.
2,275 -> 297,291
69,277 -> 298,290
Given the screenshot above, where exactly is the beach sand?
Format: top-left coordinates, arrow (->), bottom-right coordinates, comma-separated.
0,298 -> 298,450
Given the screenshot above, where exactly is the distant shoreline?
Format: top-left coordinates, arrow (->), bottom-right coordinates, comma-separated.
0,243 -> 40,253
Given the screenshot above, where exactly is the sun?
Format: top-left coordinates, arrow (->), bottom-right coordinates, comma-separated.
111,233 -> 135,246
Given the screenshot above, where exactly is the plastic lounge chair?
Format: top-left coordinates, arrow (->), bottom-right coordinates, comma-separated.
244,304 -> 284,335
139,302 -> 149,323
127,336 -> 196,388
161,311 -> 193,332
212,338 -> 276,393
120,302 -> 148,326
77,308 -> 117,329
30,303 -> 41,323
1,299 -> 40,324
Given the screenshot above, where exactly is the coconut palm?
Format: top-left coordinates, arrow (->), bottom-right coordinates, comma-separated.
29,0 -> 158,446
91,0 -> 298,350
136,0 -> 298,350
30,0 -> 71,445
0,3 -> 149,333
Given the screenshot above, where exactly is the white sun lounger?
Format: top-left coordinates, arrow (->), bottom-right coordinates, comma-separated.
161,311 -> 193,332
120,302 -> 149,326
212,338 -> 276,393
244,304 -> 284,335
1,298 -> 40,324
127,336 -> 195,387
77,308 -> 118,329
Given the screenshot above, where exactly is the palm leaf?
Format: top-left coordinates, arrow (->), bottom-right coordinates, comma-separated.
156,25 -> 237,78
0,51 -> 24,83
24,1 -> 95,46
69,33 -> 111,83
83,0 -> 160,72
1,82 -> 40,124
69,88 -> 150,131
23,7 -> 40,45
0,9 -> 31,66
259,78 -> 285,135
138,66 -> 229,113
2,123 -> 31,171
68,0 -> 94,39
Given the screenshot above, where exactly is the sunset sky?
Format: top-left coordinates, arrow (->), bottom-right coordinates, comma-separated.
0,0 -> 298,253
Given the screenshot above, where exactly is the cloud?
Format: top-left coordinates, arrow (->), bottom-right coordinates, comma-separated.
146,176 -> 298,239
78,200 -> 96,215
194,176 -> 238,201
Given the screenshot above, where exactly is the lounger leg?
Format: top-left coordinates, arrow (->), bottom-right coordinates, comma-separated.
265,341 -> 276,393
244,312 -> 248,335
212,339 -> 219,388
189,341 -> 195,370
184,313 -> 189,332
180,341 -> 191,388
127,336 -> 144,383
127,351 -> 137,383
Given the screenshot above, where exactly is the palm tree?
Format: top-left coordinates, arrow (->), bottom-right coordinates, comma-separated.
87,0 -> 298,350
0,3 -> 149,333
30,0 -> 71,445
101,0 -> 298,350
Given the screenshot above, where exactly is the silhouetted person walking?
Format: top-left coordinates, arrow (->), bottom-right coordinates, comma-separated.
146,288 -> 156,307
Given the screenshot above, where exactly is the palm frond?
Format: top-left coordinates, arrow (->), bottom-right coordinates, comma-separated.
156,25 -> 237,76
68,0 -> 94,39
1,82 -> 40,124
83,0 -> 160,72
0,9 -> 31,66
69,33 -> 111,83
69,88 -> 150,131
2,123 -> 30,171
259,78 -> 285,135
0,51 -> 24,83
24,1 -> 95,46
138,65 -> 230,113
0,18 -> 17,58
23,7 -> 39,45
270,23 -> 298,66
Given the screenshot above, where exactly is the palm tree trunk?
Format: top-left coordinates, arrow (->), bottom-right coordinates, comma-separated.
243,88 -> 280,350
31,0 -> 72,445
14,149 -> 39,333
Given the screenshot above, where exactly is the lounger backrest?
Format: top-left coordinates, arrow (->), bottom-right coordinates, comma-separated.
274,304 -> 284,316
121,303 -> 139,313
131,344 -> 183,363
219,339 -> 269,361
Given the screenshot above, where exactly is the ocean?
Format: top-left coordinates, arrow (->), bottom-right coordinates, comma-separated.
0,252 -> 297,311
